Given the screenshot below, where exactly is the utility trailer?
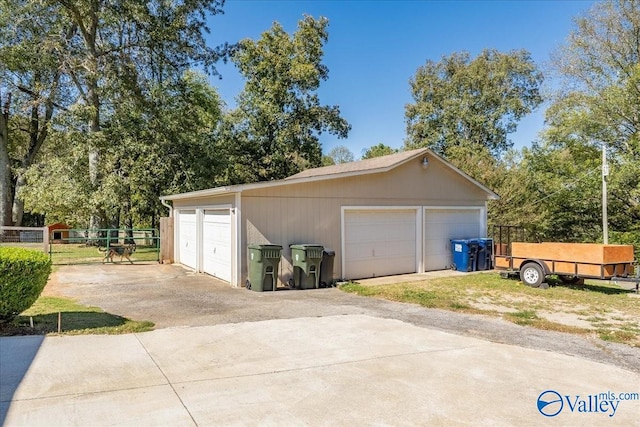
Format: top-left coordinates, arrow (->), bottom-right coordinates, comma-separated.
492,227 -> 639,292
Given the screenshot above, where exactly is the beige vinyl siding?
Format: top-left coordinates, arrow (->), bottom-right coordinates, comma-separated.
244,154 -> 487,202
240,156 -> 486,285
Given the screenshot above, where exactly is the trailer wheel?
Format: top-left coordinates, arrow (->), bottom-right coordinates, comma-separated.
521,263 -> 544,288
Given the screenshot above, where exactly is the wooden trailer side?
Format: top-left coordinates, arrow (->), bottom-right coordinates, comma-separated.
496,242 -> 635,279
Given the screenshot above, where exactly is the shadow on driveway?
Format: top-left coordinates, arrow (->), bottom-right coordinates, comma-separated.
0,335 -> 44,425
44,264 -> 371,328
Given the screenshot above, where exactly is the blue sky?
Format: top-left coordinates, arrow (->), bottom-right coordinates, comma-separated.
206,0 -> 595,159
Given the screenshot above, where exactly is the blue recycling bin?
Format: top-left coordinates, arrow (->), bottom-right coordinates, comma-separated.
474,238 -> 493,271
451,239 -> 479,272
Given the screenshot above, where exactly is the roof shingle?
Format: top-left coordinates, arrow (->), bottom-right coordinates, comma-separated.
286,148 -> 428,180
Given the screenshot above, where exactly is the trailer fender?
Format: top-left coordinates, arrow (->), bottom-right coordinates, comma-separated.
516,259 -> 550,275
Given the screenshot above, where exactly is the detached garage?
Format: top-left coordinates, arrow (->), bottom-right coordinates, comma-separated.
161,148 -> 498,287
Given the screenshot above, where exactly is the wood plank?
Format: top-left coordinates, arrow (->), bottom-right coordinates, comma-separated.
160,217 -> 174,264
494,256 -> 510,269
510,242 -> 634,264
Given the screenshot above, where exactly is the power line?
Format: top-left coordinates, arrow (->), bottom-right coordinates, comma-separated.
494,165 -> 600,217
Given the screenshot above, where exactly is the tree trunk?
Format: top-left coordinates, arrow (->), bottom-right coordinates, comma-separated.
88,74 -> 102,231
11,174 -> 26,226
12,82 -> 55,226
0,92 -> 13,226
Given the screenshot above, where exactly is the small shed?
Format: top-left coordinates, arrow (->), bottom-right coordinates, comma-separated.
48,223 -> 70,244
160,148 -> 499,287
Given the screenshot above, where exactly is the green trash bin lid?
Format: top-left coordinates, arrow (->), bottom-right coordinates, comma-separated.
249,244 -> 282,261
249,244 -> 282,250
290,244 -> 324,261
289,244 -> 323,250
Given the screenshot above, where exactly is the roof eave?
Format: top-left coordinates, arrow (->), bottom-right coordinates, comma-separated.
160,186 -> 239,201
428,151 -> 500,200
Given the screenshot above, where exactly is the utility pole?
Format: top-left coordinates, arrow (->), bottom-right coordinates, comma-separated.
602,142 -> 609,244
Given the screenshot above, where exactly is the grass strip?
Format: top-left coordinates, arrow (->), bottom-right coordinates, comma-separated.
0,296 -> 154,336
340,274 -> 639,347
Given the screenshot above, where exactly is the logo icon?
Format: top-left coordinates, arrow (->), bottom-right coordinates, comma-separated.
538,390 -> 563,417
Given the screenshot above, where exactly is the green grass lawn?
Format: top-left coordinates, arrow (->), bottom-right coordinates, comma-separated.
340,273 -> 640,347
0,296 -> 154,336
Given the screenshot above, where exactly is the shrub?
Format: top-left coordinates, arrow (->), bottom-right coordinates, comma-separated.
0,247 -> 52,323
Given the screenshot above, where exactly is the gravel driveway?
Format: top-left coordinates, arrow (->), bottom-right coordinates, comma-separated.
46,264 -> 640,373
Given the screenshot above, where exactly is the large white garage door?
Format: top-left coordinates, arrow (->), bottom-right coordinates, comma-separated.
202,209 -> 231,282
424,209 -> 481,271
344,209 -> 417,279
178,210 -> 197,270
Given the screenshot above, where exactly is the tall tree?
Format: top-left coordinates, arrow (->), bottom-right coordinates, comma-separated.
0,91 -> 10,225
0,0 -> 70,225
544,0 -> 640,242
327,145 -> 354,164
52,0 -> 230,227
1,0 -> 231,227
217,15 -> 350,183
551,0 -> 640,156
21,71 -> 223,229
404,49 -> 543,158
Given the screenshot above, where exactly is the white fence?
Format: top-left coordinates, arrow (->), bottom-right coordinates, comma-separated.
0,226 -> 49,252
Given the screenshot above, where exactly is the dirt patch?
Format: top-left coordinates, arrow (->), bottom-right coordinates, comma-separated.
537,311 -> 595,329
468,302 -> 596,329
466,292 -> 639,334
467,301 -> 518,314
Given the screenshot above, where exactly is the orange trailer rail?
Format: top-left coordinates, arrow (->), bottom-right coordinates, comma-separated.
492,227 -> 639,291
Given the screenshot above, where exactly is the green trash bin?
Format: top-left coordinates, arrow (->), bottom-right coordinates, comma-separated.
290,244 -> 323,289
248,244 -> 282,292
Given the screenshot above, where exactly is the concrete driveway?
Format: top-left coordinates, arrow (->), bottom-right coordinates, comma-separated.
1,264 -> 639,426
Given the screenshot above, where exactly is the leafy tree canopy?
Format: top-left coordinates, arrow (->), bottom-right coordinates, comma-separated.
549,0 -> 640,158
361,143 -> 398,159
1,0 -> 231,228
404,49 -> 543,158
542,0 -> 640,242
215,15 -> 351,184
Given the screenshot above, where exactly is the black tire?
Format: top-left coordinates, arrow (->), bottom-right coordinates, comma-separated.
520,262 -> 544,288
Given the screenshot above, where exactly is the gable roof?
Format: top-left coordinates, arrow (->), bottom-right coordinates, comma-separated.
286,148 -> 428,180
161,147 -> 499,201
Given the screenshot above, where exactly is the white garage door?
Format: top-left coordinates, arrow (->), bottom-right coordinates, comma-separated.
178,210 -> 197,270
202,209 -> 231,282
424,209 -> 481,271
344,210 -> 417,279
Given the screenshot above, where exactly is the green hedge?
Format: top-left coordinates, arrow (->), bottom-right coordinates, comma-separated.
0,247 -> 52,323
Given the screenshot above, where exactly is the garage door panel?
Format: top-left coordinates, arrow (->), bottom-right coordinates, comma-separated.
424,209 -> 481,271
344,210 -> 417,279
202,210 -> 231,282
178,211 -> 197,270
347,241 -> 414,260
